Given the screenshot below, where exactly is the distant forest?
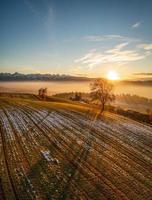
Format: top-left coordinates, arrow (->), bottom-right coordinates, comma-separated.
53,92 -> 152,114
54,92 -> 152,104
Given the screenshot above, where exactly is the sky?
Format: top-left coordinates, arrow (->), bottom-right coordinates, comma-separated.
0,0 -> 152,78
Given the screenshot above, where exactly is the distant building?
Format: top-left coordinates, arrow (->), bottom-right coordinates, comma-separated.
38,88 -> 47,99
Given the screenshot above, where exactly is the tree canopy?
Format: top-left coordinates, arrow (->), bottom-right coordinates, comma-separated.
90,78 -> 115,114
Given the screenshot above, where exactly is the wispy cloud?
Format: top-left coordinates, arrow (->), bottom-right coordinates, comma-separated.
24,0 -> 54,27
84,34 -> 137,42
85,35 -> 128,41
132,21 -> 141,28
75,42 -> 151,68
133,72 -> 152,76
45,7 -> 54,28
138,43 -> 152,50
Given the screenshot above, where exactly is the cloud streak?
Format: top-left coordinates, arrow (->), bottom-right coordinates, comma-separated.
133,73 -> 152,76
75,42 -> 151,68
132,21 -> 141,28
84,34 -> 137,42
24,0 -> 54,27
138,43 -> 152,50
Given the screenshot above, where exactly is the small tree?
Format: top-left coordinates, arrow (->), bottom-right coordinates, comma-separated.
74,92 -> 82,101
90,78 -> 115,114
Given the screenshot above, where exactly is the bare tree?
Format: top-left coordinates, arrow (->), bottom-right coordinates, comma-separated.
90,78 -> 115,114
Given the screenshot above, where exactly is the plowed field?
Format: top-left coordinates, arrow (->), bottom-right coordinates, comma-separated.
0,97 -> 152,200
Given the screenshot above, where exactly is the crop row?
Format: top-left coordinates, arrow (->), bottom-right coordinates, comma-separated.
0,99 -> 152,200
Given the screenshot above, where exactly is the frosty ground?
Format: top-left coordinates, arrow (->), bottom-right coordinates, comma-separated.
0,95 -> 152,200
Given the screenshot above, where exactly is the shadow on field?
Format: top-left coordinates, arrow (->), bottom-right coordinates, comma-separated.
18,135 -> 92,200
57,138 -> 92,199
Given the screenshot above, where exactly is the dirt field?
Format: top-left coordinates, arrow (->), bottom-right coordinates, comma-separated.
0,96 -> 152,200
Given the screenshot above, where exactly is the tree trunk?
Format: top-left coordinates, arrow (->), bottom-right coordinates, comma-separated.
100,103 -> 105,115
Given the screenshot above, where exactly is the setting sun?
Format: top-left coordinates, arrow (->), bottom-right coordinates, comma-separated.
107,70 -> 119,80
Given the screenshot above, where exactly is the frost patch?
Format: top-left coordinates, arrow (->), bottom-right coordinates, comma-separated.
41,150 -> 60,164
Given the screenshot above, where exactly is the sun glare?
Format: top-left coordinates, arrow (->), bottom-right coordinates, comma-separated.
107,70 -> 119,80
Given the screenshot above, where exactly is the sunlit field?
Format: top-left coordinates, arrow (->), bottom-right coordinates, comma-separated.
0,95 -> 152,199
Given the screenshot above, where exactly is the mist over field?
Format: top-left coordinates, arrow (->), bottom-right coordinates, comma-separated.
0,80 -> 152,97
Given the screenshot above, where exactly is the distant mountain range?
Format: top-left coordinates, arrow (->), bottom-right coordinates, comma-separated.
0,72 -> 92,81
0,72 -> 152,85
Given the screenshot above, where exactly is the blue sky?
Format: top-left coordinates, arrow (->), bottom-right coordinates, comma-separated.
0,0 -> 152,78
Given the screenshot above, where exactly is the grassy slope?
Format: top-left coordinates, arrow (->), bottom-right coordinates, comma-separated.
0,95 -> 152,200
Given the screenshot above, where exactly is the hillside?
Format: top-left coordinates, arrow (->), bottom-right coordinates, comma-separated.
0,95 -> 152,200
